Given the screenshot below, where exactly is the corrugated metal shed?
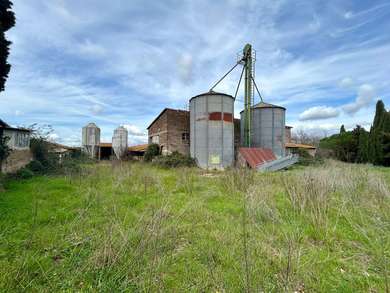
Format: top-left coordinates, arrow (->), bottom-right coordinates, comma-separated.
238,147 -> 276,169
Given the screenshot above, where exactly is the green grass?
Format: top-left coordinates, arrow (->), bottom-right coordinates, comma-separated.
0,160 -> 389,292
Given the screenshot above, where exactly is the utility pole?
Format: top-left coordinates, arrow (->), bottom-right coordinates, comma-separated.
243,44 -> 253,147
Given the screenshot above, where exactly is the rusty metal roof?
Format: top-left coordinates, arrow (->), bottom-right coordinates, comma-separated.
239,147 -> 276,169
128,144 -> 148,152
100,142 -> 112,147
285,143 -> 316,149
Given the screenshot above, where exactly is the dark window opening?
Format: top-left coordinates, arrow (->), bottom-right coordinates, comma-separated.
182,132 -> 189,143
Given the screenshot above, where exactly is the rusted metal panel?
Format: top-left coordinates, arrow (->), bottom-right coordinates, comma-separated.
209,112 -> 222,121
238,147 -> 276,169
223,113 -> 233,122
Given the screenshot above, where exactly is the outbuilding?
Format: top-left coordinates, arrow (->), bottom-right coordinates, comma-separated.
0,119 -> 32,173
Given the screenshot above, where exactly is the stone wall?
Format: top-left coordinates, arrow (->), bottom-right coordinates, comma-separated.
1,149 -> 33,174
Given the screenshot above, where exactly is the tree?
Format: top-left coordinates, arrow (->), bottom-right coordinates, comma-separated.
292,129 -> 322,146
0,0 -> 15,92
144,144 -> 160,162
372,100 -> 386,130
369,100 -> 388,165
0,132 -> 10,172
340,125 -> 346,134
357,129 -> 369,163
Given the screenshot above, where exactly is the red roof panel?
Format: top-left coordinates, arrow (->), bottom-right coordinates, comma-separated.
239,147 -> 276,169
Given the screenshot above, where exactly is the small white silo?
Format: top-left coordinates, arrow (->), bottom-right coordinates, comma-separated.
82,123 -> 101,158
112,126 -> 128,159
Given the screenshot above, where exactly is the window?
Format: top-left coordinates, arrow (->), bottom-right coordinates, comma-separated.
14,132 -> 29,148
182,132 -> 189,142
152,135 -> 159,144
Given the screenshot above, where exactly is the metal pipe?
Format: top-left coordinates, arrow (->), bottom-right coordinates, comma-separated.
209,62 -> 240,92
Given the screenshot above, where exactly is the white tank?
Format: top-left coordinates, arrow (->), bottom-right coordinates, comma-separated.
190,92 -> 234,169
112,126 -> 128,159
82,123 -> 101,158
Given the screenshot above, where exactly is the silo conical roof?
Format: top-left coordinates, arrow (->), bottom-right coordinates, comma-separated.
252,102 -> 286,110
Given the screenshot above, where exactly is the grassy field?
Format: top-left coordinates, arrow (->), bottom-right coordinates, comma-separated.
0,160 -> 389,292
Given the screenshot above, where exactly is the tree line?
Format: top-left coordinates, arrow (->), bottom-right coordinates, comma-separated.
320,100 -> 390,166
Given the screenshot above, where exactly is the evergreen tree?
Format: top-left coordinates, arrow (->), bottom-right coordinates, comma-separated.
0,0 -> 15,92
357,128 -> 369,163
369,100 -> 388,165
340,124 -> 346,134
372,100 -> 386,130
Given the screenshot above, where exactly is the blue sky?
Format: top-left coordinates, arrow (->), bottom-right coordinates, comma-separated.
0,0 -> 390,145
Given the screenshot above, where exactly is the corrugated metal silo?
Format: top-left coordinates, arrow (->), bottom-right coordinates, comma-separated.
112,126 -> 128,159
82,123 -> 101,158
190,92 -> 234,169
240,102 -> 286,157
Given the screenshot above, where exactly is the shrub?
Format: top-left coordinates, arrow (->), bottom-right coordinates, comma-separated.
0,135 -> 11,172
16,168 -> 34,179
26,160 -> 45,173
30,138 -> 50,166
144,144 -> 160,162
153,152 -> 196,168
296,149 -> 323,166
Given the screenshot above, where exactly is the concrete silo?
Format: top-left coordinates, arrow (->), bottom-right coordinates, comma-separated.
82,123 -> 101,158
240,102 -> 286,157
112,126 -> 128,159
190,92 -> 234,169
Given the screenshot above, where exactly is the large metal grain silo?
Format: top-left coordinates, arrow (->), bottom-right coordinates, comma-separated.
112,126 -> 128,159
82,123 -> 101,158
240,102 -> 286,157
190,92 -> 234,169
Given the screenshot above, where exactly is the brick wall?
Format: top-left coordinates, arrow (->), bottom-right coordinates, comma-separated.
1,149 -> 33,174
148,109 -> 190,156
148,110 -> 168,153
167,110 -> 190,155
285,127 -> 292,143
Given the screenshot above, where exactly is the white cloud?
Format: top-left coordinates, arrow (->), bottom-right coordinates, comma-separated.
48,133 -> 60,142
123,124 -> 146,137
299,106 -> 340,121
177,53 -> 193,84
90,104 -> 104,115
344,11 -> 353,19
343,84 -> 376,114
339,77 -> 354,89
79,40 -> 106,57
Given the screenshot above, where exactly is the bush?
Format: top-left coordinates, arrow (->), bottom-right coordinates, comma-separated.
144,144 -> 160,162
16,168 -> 34,179
30,138 -> 51,166
297,149 -> 323,166
153,152 -> 196,168
26,160 -> 45,173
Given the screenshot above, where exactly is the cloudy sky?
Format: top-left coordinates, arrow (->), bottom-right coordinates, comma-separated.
1,0 -> 389,145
